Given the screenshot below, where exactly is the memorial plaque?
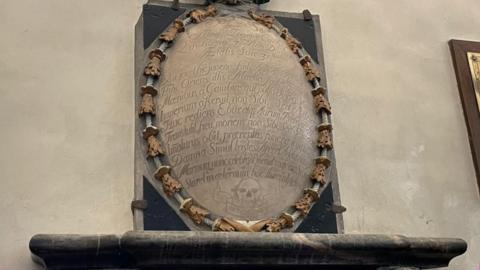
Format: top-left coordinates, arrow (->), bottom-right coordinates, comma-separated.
134,3 -> 342,232
155,16 -> 318,221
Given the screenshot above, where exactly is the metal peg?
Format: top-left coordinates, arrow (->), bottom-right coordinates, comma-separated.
174,193 -> 185,205
320,111 -> 329,125
297,49 -> 305,58
145,114 -> 153,127
312,182 -> 321,191
183,17 -> 192,26
142,116 -> 159,139
153,156 -> 162,167
141,76 -> 159,97
291,211 -> 301,222
203,217 -> 214,226
320,148 -> 328,157
159,42 -> 168,51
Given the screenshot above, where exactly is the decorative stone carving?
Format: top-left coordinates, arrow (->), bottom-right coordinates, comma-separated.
160,19 -> 185,43
142,125 -> 159,139
247,10 -> 275,28
213,218 -> 271,232
312,85 -> 326,97
148,49 -> 166,63
311,156 -> 331,186
144,56 -> 162,77
153,165 -> 182,196
280,28 -> 302,54
154,165 -> 170,180
265,213 -> 294,232
161,173 -> 182,196
146,135 -> 164,157
212,218 -> 236,232
141,84 -> 158,97
189,5 -> 217,23
139,94 -> 155,115
180,198 -> 210,225
295,188 -> 319,216
300,55 -> 320,81
317,124 -> 333,149
313,93 -> 331,114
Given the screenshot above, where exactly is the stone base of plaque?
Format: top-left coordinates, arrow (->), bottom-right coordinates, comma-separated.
29,231 -> 466,269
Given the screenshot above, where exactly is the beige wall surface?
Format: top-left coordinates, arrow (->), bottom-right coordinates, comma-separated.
0,0 -> 478,269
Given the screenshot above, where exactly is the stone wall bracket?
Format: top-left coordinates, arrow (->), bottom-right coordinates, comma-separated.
29,231 -> 467,269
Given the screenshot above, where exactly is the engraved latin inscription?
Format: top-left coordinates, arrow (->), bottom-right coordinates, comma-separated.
156,16 -> 317,221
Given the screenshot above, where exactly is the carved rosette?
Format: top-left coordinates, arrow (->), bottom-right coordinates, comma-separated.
317,124 -> 333,149
154,166 -> 182,196
142,125 -> 159,139
313,92 -> 331,114
300,55 -> 320,81
312,85 -> 326,97
141,84 -> 158,97
295,188 -> 319,216
280,28 -> 302,54
160,19 -> 185,43
148,49 -> 166,63
265,213 -> 294,232
180,198 -> 210,225
248,10 -> 275,29
146,135 -> 164,157
161,174 -> 182,196
139,94 -> 156,115
189,5 -> 217,23
144,56 -> 162,77
311,156 -> 331,186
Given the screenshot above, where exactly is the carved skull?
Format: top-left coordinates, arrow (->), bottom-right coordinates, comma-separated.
233,179 -> 261,208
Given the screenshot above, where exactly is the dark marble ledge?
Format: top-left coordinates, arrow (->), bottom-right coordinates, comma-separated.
29,231 -> 467,269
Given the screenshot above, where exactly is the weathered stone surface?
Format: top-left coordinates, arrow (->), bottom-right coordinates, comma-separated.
29,231 -> 467,269
156,16 -> 318,221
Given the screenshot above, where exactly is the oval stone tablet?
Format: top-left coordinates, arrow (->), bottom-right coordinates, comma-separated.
156,15 -> 318,221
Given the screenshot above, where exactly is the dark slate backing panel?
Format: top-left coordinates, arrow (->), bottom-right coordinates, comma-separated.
143,177 -> 189,231
276,16 -> 318,62
296,182 -> 338,233
143,4 -> 186,49
142,3 -> 337,233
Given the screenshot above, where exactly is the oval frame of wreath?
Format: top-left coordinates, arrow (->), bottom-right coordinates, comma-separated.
138,4 -> 334,232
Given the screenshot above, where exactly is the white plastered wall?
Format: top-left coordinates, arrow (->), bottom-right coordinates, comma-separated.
0,0 -> 478,269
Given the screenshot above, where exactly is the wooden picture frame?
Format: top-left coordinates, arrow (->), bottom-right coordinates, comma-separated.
449,39 -> 480,191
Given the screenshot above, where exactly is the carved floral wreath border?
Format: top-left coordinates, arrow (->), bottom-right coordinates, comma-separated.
138,4 -> 333,232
